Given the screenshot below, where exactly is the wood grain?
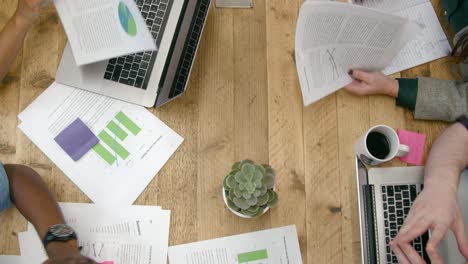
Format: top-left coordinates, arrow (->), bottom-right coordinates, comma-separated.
0,0 -> 459,262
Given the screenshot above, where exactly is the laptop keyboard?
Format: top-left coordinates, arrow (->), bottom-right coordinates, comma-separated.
382,184 -> 430,263
169,0 -> 210,99
103,0 -> 173,89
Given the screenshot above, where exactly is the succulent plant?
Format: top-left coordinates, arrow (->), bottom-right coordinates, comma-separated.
223,160 -> 279,217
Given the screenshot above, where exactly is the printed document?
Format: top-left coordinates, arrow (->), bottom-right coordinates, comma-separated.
295,1 -> 420,106
0,256 -> 29,264
168,225 -> 302,264
17,203 -> 171,264
54,0 -> 156,66
18,83 -> 184,205
351,0 -> 452,75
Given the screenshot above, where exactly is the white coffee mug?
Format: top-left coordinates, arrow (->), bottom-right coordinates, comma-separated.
355,125 -> 410,166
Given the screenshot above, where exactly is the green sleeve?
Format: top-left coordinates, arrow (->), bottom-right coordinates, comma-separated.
396,78 -> 418,110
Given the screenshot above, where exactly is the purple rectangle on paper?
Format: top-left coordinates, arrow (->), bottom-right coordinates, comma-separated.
54,118 -> 99,161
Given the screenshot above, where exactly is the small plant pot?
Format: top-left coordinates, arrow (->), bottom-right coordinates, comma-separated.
222,187 -> 270,219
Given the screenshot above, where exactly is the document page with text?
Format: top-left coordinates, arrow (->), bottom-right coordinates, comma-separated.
54,0 -> 157,66
351,0 -> 451,75
168,225 -> 302,264
295,1 -> 420,106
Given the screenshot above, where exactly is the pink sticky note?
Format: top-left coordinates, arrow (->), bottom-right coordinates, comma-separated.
397,129 -> 426,165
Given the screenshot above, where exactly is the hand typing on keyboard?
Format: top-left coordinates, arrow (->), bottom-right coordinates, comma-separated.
390,124 -> 468,264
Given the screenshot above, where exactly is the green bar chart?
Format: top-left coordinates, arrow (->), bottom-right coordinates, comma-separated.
93,112 -> 141,165
238,249 -> 268,263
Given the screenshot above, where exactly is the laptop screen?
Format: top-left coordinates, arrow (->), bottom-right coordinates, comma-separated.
356,158 -> 378,264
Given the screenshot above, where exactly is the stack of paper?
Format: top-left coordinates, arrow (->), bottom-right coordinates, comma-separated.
18,82 -> 184,205
295,1 -> 420,106
13,203 -> 171,263
168,225 -> 303,264
350,0 -> 452,75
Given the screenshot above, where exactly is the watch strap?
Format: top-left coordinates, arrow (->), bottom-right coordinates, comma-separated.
42,225 -> 77,249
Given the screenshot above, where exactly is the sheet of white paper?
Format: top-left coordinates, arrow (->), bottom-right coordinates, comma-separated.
53,0 -> 156,66
168,225 -> 302,264
20,203 -> 171,264
0,255 -> 32,264
18,83 -> 183,205
295,1 -> 420,106
352,0 -> 451,75
19,231 -> 162,264
349,0 -> 427,13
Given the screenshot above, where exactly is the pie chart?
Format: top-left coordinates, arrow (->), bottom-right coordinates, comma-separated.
118,2 -> 137,36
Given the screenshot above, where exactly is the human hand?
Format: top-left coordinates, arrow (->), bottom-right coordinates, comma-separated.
344,70 -> 399,97
390,182 -> 468,264
14,0 -> 49,28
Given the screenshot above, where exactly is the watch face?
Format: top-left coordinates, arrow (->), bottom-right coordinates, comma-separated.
50,224 -> 75,238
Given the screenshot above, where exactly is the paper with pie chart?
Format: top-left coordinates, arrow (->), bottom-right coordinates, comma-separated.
54,0 -> 156,66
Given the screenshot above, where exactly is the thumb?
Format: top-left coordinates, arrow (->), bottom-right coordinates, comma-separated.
452,216 -> 468,259
350,69 -> 373,83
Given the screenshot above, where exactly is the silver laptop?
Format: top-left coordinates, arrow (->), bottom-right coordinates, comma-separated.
356,158 -> 468,263
56,0 -> 211,107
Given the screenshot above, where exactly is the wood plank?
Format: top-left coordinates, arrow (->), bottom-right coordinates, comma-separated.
147,66 -> 201,245
0,0 -> 21,164
265,0 -> 308,262
337,89 -> 369,264
231,0 -> 271,233
196,5 -> 237,240
304,93 -> 342,263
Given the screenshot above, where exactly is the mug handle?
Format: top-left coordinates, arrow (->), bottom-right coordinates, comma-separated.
396,144 -> 410,157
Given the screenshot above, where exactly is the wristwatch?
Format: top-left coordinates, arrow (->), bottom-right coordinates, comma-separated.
42,224 -> 77,248
456,115 -> 468,130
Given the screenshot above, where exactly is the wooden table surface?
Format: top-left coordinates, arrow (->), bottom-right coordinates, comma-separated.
0,0 -> 459,263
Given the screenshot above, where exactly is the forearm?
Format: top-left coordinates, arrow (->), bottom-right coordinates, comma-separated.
3,164 -> 79,257
0,13 -> 32,82
424,123 -> 468,190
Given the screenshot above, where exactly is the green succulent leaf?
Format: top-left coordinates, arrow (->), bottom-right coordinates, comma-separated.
257,193 -> 269,206
263,164 -> 275,175
241,209 -> 257,217
247,206 -> 260,214
254,207 -> 265,217
267,191 -> 279,207
241,160 -> 254,165
234,171 -> 247,184
232,162 -> 242,171
256,165 -> 266,174
227,199 -> 240,212
233,186 -> 243,198
262,173 -> 275,189
253,190 -> 262,197
243,192 -> 252,200
245,182 -> 256,193
241,163 -> 255,175
247,196 -> 258,206
225,174 -> 237,189
239,182 -> 246,191
233,197 -> 251,210
245,172 -> 254,182
259,185 -> 268,195
253,170 -> 263,181
254,180 -> 262,188
228,189 -> 236,201
223,176 -> 230,190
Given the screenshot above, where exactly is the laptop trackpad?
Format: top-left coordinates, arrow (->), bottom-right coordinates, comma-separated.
439,170 -> 468,262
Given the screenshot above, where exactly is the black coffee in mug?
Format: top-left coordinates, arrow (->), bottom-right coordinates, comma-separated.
366,132 -> 390,159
